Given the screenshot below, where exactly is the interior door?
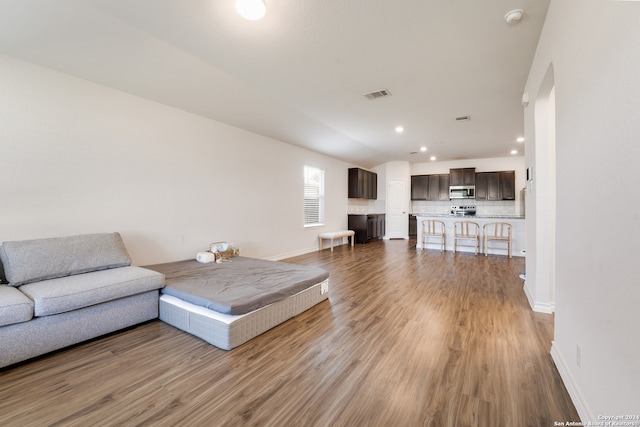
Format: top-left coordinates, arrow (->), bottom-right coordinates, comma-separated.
387,180 -> 407,239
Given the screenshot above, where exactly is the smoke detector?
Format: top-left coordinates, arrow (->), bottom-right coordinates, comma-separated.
504,9 -> 524,24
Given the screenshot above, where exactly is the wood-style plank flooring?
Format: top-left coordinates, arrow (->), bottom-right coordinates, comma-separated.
0,240 -> 579,426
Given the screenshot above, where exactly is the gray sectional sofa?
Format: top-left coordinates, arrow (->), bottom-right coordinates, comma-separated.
0,233 -> 164,368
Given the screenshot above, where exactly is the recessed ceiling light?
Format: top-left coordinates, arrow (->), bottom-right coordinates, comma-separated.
420,146 -> 427,152
430,156 -> 437,161
395,126 -> 404,133
511,150 -> 518,155
236,0 -> 266,20
517,137 -> 525,143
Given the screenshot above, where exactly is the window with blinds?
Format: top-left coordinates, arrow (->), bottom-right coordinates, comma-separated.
304,166 -> 325,226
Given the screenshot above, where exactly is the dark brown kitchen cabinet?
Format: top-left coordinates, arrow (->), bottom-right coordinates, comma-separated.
438,174 -> 450,201
348,168 -> 377,199
408,214 -> 417,238
411,175 -> 429,200
500,170 -> 516,200
411,174 -> 449,201
475,172 -> 488,200
475,172 -> 500,200
475,171 -> 515,200
349,214 -> 385,243
487,172 -> 501,200
428,175 -> 440,201
450,168 -> 475,186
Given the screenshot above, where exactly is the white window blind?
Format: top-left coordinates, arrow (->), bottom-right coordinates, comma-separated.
304,166 -> 324,226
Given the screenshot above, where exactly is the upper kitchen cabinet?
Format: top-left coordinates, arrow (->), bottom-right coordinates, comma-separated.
475,172 -> 488,200
348,168 -> 377,199
411,175 -> 429,200
449,168 -> 476,186
475,171 -> 515,201
411,174 -> 449,201
500,170 -> 516,200
428,175 -> 440,201
438,174 -> 450,201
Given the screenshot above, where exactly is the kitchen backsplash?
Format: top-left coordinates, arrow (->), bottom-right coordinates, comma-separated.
347,198 -> 386,214
411,200 -> 520,216
348,199 -> 522,216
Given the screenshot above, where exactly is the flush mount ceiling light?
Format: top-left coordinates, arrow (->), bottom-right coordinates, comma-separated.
430,156 -> 437,161
236,0 -> 266,20
420,146 -> 427,152
511,149 -> 519,155
504,9 -> 524,24
395,126 -> 404,133
517,137 -> 525,143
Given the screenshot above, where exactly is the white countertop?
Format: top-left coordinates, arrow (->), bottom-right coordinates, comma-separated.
412,213 -> 525,220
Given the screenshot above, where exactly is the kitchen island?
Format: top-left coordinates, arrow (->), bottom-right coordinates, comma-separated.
415,214 -> 525,256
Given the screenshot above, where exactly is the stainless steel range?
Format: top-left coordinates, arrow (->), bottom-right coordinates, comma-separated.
449,205 -> 477,216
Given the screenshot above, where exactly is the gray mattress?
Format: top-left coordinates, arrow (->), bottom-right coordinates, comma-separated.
146,257 -> 329,315
145,257 -> 330,350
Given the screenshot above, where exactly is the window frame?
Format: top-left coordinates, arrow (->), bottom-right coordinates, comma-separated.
303,166 -> 325,228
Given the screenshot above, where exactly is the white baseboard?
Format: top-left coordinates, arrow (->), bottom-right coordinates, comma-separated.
267,247 -> 317,261
533,300 -> 555,314
522,281 -> 555,313
523,281 -> 535,309
550,342 -> 594,422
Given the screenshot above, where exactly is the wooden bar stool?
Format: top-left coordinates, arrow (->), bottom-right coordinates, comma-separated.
483,222 -> 512,258
421,220 -> 446,253
453,221 -> 480,255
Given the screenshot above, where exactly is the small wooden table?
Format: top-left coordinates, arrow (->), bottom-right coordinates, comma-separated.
318,230 -> 355,252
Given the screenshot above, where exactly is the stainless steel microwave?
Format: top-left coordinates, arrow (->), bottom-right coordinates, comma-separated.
449,185 -> 475,199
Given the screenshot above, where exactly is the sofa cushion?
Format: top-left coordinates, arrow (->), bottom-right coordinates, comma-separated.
0,233 -> 132,287
0,285 -> 34,326
19,266 -> 164,317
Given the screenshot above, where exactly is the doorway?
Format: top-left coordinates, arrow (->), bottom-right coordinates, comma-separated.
527,64 -> 557,313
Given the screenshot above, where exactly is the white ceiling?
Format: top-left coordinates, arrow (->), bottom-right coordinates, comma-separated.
0,0 -> 550,168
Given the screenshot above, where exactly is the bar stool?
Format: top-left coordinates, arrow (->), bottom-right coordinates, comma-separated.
421,220 -> 446,253
483,222 -> 512,258
453,221 -> 480,255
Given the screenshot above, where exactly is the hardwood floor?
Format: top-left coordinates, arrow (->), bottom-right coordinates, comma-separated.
0,240 -> 579,426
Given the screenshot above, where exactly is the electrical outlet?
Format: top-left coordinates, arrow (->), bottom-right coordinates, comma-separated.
576,344 -> 582,369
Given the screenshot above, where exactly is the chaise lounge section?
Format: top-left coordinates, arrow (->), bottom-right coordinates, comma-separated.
0,233 -> 165,369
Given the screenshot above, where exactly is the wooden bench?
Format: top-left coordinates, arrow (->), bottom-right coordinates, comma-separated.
318,230 -> 355,252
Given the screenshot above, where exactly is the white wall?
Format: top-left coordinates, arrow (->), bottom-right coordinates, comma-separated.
524,0 -> 640,420
0,54 -> 351,264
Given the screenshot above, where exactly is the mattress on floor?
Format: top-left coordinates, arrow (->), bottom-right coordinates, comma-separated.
159,278 -> 329,350
152,257 -> 330,315
144,257 -> 331,350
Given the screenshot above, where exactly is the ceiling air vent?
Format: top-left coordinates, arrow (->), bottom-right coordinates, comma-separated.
363,89 -> 391,100
455,115 -> 471,121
